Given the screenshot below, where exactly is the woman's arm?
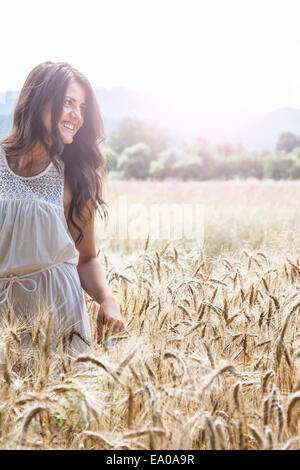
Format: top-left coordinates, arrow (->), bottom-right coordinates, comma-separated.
77,256 -> 113,304
67,199 -> 125,343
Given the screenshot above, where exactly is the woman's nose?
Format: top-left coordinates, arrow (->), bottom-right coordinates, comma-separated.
70,107 -> 82,119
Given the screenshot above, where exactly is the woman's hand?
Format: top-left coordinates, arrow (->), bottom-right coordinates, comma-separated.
97,296 -> 125,344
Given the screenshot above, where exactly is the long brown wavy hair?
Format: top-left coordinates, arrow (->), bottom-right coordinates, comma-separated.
1,61 -> 108,246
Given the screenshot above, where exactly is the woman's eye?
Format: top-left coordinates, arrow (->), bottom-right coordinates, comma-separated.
64,99 -> 72,105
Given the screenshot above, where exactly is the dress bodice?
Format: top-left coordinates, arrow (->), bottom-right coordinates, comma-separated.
0,143 -> 79,276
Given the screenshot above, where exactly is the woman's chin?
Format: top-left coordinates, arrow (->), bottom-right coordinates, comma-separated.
60,134 -> 73,144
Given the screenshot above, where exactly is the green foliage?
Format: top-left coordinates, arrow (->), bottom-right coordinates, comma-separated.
216,142 -> 245,158
108,170 -> 126,180
107,116 -> 170,157
117,142 -> 152,179
285,151 -> 300,179
215,154 -> 265,180
263,153 -> 295,180
182,138 -> 215,179
149,148 -> 184,180
276,132 -> 300,153
170,154 -> 203,181
287,160 -> 300,179
102,145 -> 119,172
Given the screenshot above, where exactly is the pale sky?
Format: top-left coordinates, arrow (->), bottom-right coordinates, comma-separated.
1,0 -> 300,115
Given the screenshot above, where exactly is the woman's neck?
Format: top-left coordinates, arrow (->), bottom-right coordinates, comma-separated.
7,141 -> 51,172
16,142 -> 50,166
26,142 -> 50,163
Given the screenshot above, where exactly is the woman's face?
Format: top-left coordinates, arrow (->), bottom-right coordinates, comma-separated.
43,81 -> 86,145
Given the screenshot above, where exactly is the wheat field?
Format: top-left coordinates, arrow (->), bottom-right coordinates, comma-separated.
1,179 -> 300,450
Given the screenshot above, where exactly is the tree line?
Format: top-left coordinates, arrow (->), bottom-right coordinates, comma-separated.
104,117 -> 300,180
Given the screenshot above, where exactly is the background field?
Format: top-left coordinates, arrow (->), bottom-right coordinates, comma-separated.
98,179 -> 300,258
2,180 -> 300,450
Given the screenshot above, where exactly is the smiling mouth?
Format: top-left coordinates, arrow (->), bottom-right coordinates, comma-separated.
61,121 -> 76,133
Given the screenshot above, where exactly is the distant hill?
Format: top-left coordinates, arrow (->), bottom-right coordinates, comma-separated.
1,88 -> 300,151
232,108 -> 300,151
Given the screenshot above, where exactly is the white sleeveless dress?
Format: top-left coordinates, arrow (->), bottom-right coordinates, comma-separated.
0,144 -> 92,357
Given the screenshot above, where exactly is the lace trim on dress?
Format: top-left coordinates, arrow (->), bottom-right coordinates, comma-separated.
0,144 -> 65,207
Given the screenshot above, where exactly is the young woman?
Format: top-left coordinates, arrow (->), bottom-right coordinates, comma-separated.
0,61 -> 124,356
